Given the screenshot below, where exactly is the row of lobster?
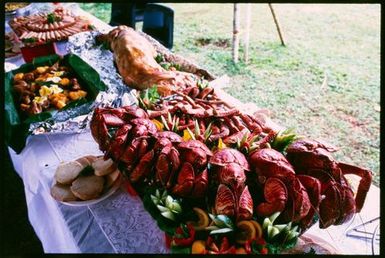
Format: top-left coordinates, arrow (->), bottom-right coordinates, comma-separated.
90,25 -> 373,235
91,101 -> 372,232
144,84 -> 268,144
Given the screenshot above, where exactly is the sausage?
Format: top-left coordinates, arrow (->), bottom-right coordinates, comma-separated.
53,30 -> 62,41
53,22 -> 60,30
36,32 -> 43,41
57,29 -> 68,38
41,31 -> 47,41
50,30 -> 55,41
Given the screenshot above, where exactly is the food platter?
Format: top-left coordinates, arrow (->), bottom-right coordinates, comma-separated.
52,174 -> 122,207
4,53 -> 106,153
48,154 -> 123,207
5,2 -> 31,14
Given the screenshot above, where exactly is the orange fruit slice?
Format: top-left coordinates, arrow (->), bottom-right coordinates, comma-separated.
236,220 -> 257,244
151,119 -> 164,131
191,240 -> 206,254
236,247 -> 247,254
249,220 -> 263,239
189,207 -> 210,231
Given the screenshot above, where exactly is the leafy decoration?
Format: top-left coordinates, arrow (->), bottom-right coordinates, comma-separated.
270,128 -> 300,153
47,13 -> 61,24
139,85 -> 160,110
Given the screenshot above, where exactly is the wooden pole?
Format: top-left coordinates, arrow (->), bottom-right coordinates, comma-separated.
232,3 -> 240,63
244,3 -> 252,63
268,3 -> 285,46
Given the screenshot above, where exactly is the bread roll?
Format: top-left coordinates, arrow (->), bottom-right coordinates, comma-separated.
50,182 -> 78,202
70,175 -> 105,201
55,161 -> 84,185
105,169 -> 120,188
92,156 -> 116,176
75,155 -> 97,168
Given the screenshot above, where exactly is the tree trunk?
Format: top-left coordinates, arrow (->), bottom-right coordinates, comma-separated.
232,3 -> 240,63
244,3 -> 252,63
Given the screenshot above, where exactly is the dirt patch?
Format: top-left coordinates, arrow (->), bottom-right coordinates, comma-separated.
195,37 -> 230,48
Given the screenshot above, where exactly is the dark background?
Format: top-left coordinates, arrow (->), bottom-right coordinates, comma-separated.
1,144 -> 43,255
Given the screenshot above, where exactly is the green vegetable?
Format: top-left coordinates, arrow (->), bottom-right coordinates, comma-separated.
139,85 -> 160,110
271,128 -> 300,153
142,187 -> 178,235
22,38 -> 37,44
197,77 -> 209,89
47,13 -> 61,24
206,214 -> 234,235
155,53 -> 164,63
150,189 -> 182,221
79,165 -> 94,177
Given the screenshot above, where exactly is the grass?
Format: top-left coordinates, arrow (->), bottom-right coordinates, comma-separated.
80,3 -> 380,185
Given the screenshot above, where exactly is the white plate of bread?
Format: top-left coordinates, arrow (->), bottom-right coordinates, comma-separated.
50,155 -> 122,206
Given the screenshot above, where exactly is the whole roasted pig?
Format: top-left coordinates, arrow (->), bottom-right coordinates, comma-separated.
98,26 -> 198,94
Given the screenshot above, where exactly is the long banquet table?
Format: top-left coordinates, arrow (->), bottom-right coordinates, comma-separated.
5,3 -> 380,254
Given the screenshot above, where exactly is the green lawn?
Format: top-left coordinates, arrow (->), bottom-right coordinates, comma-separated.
80,3 -> 380,185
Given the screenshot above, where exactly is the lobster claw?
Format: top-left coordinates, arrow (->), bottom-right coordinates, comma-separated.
237,186 -> 253,221
215,184 -> 235,217
156,145 -> 180,188
129,150 -> 155,183
120,138 -> 149,171
107,124 -> 132,160
319,181 -> 341,228
255,177 -> 288,217
172,162 -> 194,197
338,162 -> 372,212
193,168 -> 209,198
296,175 -> 322,229
281,177 -> 311,223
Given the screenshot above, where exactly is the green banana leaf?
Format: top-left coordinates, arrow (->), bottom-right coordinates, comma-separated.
4,54 -> 107,153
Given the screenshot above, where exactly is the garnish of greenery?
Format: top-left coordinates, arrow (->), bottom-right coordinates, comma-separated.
139,85 -> 160,110
160,62 -> 181,71
78,165 -> 94,177
155,53 -> 181,70
185,120 -> 212,142
197,77 -> 209,90
206,214 -> 234,235
151,189 -> 182,221
262,212 -> 300,252
142,187 -> 178,235
160,112 -> 179,132
236,131 -> 259,154
22,38 -> 37,44
270,128 -> 300,153
47,13 -> 61,24
155,53 -> 164,63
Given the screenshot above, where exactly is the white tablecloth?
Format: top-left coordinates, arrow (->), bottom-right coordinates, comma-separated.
9,133 -> 168,253
6,3 -> 380,254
